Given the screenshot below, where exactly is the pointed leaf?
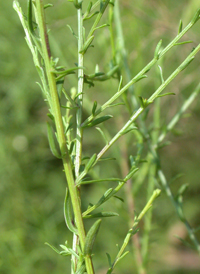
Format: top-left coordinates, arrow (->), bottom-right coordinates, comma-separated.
95,127 -> 108,144
178,20 -> 183,34
154,39 -> 162,59
79,35 -> 94,54
124,168 -> 139,181
83,211 -> 119,219
83,115 -> 113,128
92,101 -> 97,116
79,178 -> 124,185
157,92 -> 175,98
44,3 -> 54,9
174,40 -> 193,46
45,242 -> 61,254
113,196 -> 124,203
84,219 -> 102,255
85,153 -> 97,172
106,253 -> 112,268
191,8 -> 200,25
47,122 -> 61,158
64,188 -> 78,234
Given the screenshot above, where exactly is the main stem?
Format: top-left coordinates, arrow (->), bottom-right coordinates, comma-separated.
35,1 -> 94,273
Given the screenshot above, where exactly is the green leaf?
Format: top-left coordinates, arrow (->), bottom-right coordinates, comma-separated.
84,219 -> 102,256
83,115 -> 113,128
79,178 -> 124,185
94,23 -> 109,31
83,1 -> 92,19
191,8 -> 200,25
98,157 -> 116,162
154,39 -> 162,59
64,188 -> 78,234
113,196 -> 124,203
73,0 -> 82,9
134,75 -> 147,83
177,183 -> 189,197
138,96 -> 151,108
178,20 -> 183,34
96,188 -> 113,206
116,251 -> 129,264
75,264 -> 86,274
83,11 -> 99,21
46,122 -> 61,158
95,127 -> 109,145
67,24 -> 78,39
79,35 -> 94,54
157,92 -> 175,98
45,242 -> 61,254
27,0 -> 34,35
174,40 -> 193,46
85,153 -> 97,172
44,3 -> 54,9
106,253 -> 112,268
124,168 -> 139,181
92,101 -> 97,116
83,211 -> 119,219
158,65 -> 164,84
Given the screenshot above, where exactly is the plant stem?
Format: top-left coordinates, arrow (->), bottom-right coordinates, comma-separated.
34,1 -> 94,273
108,189 -> 161,273
96,43 -> 200,161
72,4 -> 85,273
81,18 -> 197,128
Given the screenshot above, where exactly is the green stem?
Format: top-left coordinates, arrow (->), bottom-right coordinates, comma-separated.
72,5 -> 86,273
34,1 -> 94,273
96,43 -> 200,161
81,19 -> 196,128
158,170 -> 200,254
86,0 -> 110,40
108,189 -> 161,273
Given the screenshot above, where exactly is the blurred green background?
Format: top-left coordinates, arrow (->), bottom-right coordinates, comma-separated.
1,0 -> 200,273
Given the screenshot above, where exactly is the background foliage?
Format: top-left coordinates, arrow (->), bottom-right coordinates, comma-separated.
1,0 -> 200,273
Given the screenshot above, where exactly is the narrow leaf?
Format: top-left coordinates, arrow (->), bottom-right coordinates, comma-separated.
67,24 -> 78,39
94,23 -> 109,31
64,188 -> 78,234
92,101 -> 97,116
154,39 -> 162,59
113,196 -> 124,203
174,40 -> 193,46
191,8 -> 200,25
134,75 -> 147,83
79,35 -> 94,54
83,115 -> 113,128
27,0 -> 34,35
158,65 -> 164,84
116,251 -> 129,264
124,168 -> 139,181
106,253 -> 112,267
95,127 -> 108,145
45,242 -> 61,254
83,11 -> 99,21
84,219 -> 102,255
96,188 -> 113,206
44,3 -> 53,9
83,212 -> 119,219
46,122 -> 61,158
85,153 -> 97,172
75,264 -> 86,274
157,92 -> 175,98
178,20 -> 183,34
80,178 -> 124,185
